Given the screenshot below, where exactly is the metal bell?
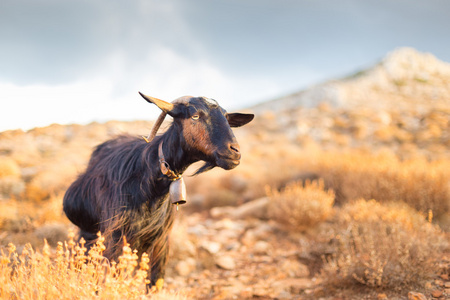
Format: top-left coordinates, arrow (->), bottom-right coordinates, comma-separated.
169,177 -> 187,206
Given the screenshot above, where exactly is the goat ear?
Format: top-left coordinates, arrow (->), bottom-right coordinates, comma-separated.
227,113 -> 254,127
139,92 -> 174,113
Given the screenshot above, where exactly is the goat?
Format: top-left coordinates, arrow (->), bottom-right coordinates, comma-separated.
63,93 -> 254,289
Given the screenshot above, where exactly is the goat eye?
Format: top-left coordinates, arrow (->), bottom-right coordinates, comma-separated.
191,114 -> 200,120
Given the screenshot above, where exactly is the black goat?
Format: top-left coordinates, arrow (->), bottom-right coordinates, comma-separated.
63,93 -> 254,288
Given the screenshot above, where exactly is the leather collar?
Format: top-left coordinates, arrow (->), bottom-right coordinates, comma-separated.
158,142 -> 181,181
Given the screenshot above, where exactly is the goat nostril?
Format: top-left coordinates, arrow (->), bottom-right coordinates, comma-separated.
230,144 -> 240,154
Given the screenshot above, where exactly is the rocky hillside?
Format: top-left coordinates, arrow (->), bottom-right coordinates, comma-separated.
254,47 -> 450,112
251,48 -> 450,159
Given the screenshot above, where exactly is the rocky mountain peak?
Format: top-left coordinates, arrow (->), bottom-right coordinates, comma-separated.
253,48 -> 450,114
380,47 -> 450,82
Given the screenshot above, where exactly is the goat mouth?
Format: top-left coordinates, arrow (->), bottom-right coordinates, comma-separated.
216,156 -> 240,170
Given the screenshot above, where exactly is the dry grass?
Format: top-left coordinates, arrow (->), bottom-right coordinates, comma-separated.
0,195 -> 69,249
315,151 -> 450,219
0,157 -> 21,178
0,157 -> 24,200
0,231 -> 186,300
267,179 -> 335,231
319,199 -> 447,292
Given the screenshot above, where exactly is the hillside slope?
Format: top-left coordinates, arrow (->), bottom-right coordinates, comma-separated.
253,47 -> 450,113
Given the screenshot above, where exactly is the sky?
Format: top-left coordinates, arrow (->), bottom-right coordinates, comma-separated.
1,0 -> 450,132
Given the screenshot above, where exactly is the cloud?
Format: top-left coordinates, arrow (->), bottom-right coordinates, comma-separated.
0,80 -> 112,131
0,45 -> 285,131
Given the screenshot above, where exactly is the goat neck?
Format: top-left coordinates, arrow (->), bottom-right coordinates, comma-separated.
151,125 -> 198,179
158,141 -> 181,181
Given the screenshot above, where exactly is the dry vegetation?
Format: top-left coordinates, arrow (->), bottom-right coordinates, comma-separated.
267,179 -> 335,231
1,49 -> 450,299
0,231 -> 186,300
320,200 -> 445,291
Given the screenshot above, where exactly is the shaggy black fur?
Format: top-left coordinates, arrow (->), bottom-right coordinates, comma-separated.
63,96 -> 254,287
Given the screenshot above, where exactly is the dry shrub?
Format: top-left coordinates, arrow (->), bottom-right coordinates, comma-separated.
316,151 -> 450,218
320,199 -> 446,291
0,231 -> 186,300
22,161 -> 79,202
0,194 -> 70,250
0,200 -> 19,231
0,177 -> 25,200
0,157 -> 21,178
0,157 -> 25,200
268,179 -> 335,231
34,223 -> 68,247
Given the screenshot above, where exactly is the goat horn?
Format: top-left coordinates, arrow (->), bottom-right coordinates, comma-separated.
142,112 -> 167,143
138,92 -> 174,113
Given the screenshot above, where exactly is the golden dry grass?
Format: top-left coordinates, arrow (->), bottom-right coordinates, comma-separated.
267,179 -> 335,231
0,157 -> 21,178
0,231 -> 186,300
314,151 -> 450,218
319,199 -> 447,292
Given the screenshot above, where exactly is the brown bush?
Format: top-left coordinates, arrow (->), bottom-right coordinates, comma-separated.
22,161 -> 78,202
320,199 -> 446,291
34,223 -> 68,247
0,157 -> 21,178
0,177 -> 25,200
316,151 -> 450,218
268,179 -> 335,231
0,200 -> 19,231
0,157 -> 25,200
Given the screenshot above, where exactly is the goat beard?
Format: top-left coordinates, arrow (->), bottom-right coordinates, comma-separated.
192,161 -> 216,176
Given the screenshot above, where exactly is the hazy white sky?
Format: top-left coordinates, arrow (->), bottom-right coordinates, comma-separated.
1,0 -> 450,131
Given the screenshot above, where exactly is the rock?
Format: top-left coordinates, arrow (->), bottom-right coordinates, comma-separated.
241,223 -> 273,246
408,292 -> 427,300
215,281 -> 245,299
210,197 -> 269,220
215,255 -> 236,270
271,278 -> 313,294
280,259 -> 310,278
377,293 -> 388,299
210,206 -> 234,218
212,218 -> 245,232
198,248 -> 215,269
170,237 -> 197,258
186,223 -> 208,236
199,241 -> 221,254
241,229 -> 257,246
435,279 -> 444,287
233,197 -> 269,219
239,287 -> 253,299
253,240 -> 272,255
430,289 -> 443,298
440,273 -> 449,280
175,258 -> 196,276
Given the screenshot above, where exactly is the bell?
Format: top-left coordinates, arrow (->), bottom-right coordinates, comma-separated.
169,177 -> 187,206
